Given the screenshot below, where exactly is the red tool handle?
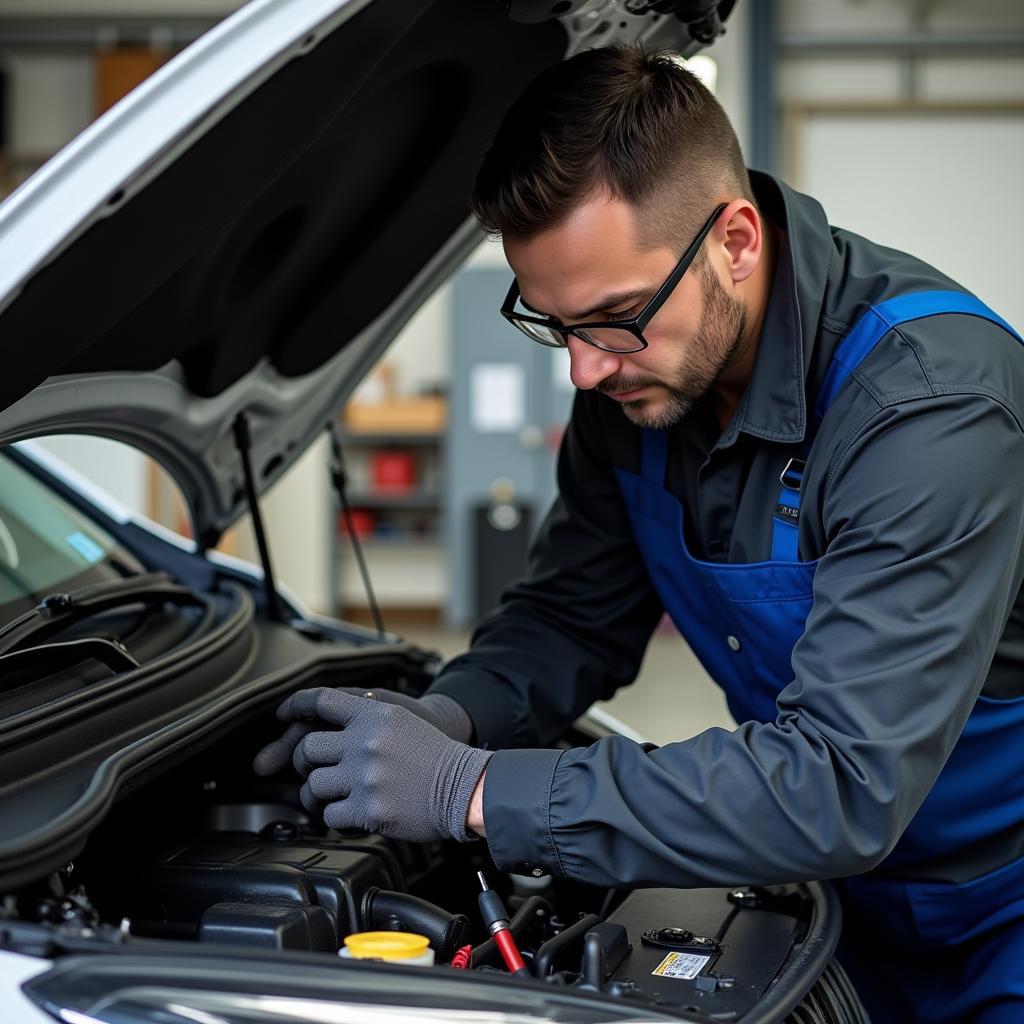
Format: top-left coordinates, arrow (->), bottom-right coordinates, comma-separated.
494,927 -> 528,975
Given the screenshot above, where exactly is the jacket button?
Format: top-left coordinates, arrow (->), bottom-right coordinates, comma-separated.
726,635 -> 741,652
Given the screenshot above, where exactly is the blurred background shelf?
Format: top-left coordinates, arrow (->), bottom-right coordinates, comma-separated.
342,491 -> 440,510
338,431 -> 443,446
332,392 -> 447,619
337,537 -> 445,612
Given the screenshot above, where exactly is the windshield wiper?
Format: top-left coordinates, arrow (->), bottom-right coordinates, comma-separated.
0,572 -> 205,658
0,637 -> 139,683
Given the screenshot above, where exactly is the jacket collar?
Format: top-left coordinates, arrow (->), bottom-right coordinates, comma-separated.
720,171 -> 834,447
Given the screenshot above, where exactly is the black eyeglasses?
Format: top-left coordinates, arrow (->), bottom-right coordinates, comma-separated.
500,203 -> 728,354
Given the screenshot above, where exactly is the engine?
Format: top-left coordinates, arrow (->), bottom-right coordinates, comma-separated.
6,771 -> 868,1023
3,661 -> 869,1024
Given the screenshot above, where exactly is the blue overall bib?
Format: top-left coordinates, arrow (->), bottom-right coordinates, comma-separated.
614,291 -> 1024,1022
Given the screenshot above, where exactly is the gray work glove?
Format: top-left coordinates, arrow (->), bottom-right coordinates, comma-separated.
252,688 -> 472,777
268,687 -> 492,842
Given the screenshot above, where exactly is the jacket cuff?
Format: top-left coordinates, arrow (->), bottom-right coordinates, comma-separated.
426,668 -> 520,749
446,746 -> 493,842
483,748 -> 567,877
418,692 -> 474,744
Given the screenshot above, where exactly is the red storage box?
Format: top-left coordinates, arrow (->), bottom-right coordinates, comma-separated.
371,450 -> 415,492
339,508 -> 375,537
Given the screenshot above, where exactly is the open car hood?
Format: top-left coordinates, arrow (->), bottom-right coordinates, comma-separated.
0,0 -> 733,543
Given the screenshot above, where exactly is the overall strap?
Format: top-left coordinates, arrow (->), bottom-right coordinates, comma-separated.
770,290 -> 1023,561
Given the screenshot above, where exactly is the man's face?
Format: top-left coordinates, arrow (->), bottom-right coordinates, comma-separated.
504,194 -> 747,429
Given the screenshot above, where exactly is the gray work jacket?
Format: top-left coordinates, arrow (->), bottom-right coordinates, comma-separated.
430,171 -> 1024,888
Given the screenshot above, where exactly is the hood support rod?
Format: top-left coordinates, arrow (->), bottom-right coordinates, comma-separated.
328,423 -> 385,638
233,413 -> 285,623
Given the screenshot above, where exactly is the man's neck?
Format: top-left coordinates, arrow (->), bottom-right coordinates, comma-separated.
711,219 -> 780,432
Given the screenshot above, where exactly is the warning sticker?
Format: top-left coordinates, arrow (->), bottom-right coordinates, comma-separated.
651,951 -> 712,980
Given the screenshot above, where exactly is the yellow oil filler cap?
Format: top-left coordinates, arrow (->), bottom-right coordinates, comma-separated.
341,931 -> 435,966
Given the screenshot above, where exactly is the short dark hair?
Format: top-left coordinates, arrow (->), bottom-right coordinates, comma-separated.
471,44 -> 753,249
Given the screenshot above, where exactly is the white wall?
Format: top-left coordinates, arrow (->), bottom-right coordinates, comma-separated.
782,0 -> 1023,35
796,113 -> 1024,332
259,434 -> 332,614
778,0 -> 1024,106
778,0 -> 1024,331
703,0 -> 751,164
4,53 -> 93,158
368,278 -> 451,399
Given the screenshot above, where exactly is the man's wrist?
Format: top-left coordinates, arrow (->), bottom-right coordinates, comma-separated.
466,768 -> 486,837
446,746 -> 491,842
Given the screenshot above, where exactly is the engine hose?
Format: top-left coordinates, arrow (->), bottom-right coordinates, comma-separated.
470,895 -> 552,969
531,913 -> 602,978
362,888 -> 469,963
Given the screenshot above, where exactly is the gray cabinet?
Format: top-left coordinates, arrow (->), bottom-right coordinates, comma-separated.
446,267 -> 575,629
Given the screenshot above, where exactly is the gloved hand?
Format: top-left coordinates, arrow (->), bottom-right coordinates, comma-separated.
271,687 -> 492,842
252,687 -> 472,777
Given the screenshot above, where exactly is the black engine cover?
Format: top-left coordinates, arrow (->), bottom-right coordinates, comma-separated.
90,829 -> 401,951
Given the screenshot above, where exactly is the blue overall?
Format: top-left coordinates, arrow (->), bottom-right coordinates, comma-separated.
614,291 -> 1024,1022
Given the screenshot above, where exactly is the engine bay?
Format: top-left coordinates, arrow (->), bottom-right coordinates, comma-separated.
2,667 -> 868,1024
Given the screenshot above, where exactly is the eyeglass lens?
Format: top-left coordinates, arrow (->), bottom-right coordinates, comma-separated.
509,317 -> 644,352
509,317 -> 565,347
573,326 -> 644,352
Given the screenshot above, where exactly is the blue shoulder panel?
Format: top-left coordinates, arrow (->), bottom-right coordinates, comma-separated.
775,289 -> 1021,563
814,290 -> 1021,423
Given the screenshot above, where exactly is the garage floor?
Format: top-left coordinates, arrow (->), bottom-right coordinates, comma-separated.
394,620 -> 736,746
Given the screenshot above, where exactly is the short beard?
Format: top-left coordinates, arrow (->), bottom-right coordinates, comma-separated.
602,261 -> 747,430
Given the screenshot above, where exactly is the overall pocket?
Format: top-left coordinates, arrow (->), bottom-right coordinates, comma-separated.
906,852 -> 1024,946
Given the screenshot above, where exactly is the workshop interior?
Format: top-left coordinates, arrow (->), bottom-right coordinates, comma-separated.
0,1 -> 1022,1023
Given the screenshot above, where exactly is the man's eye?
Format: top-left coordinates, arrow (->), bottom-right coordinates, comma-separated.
607,305 -> 640,322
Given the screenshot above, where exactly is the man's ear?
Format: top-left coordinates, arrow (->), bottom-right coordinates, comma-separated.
717,200 -> 762,284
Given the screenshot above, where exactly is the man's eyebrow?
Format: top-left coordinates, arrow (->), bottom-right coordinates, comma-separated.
520,288 -> 648,322
519,296 -> 555,319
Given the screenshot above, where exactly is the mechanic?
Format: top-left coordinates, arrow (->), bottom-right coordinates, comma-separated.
255,46 -> 1024,1022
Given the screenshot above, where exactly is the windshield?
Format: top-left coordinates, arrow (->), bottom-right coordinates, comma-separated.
0,453 -> 141,622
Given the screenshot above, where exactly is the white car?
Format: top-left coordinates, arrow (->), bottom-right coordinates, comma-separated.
0,1 -> 868,1021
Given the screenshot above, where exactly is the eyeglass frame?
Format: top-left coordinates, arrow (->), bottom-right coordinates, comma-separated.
499,202 -> 729,354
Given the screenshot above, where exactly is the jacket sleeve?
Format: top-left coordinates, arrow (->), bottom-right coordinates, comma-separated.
427,392 -> 663,749
482,393 -> 1024,886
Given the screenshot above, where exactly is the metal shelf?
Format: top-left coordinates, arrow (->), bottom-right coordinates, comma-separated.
343,491 -> 440,510
338,431 -> 443,446
337,534 -> 441,548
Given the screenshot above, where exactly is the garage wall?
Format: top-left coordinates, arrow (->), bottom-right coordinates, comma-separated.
5,0 -> 1021,617
776,0 -> 1024,332
794,112 -> 1024,334
778,0 -> 1024,107
5,53 -> 93,156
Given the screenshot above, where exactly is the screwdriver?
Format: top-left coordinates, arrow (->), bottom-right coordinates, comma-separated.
476,870 -> 529,977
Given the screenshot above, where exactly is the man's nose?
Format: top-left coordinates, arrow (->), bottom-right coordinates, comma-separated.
567,335 -> 622,391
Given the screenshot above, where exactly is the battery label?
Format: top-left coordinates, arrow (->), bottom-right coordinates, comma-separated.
651,951 -> 711,980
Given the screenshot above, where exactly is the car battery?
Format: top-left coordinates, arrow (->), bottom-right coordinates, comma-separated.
605,885 -> 811,1018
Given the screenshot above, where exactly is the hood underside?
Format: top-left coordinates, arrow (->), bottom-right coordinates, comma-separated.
0,0 -> 730,541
